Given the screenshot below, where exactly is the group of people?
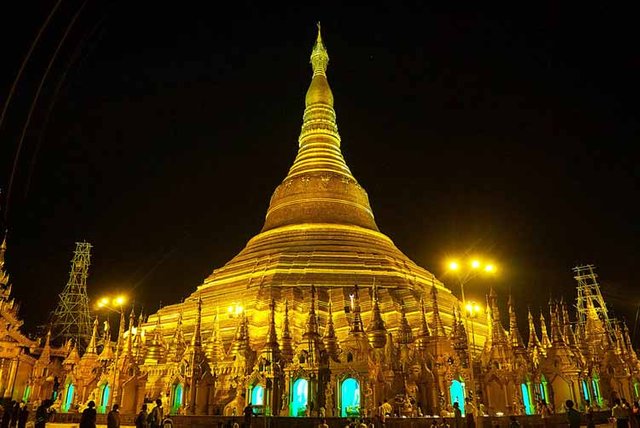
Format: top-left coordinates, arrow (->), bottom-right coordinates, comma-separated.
0,399 -> 54,428
78,398 -> 165,428
611,397 -> 640,428
0,401 -> 29,428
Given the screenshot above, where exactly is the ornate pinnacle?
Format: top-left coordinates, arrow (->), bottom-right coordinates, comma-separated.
527,308 -> 542,349
398,302 -> 414,345
366,285 -> 387,349
324,296 -> 340,356
539,311 -> 551,349
0,231 -> 6,269
349,284 -> 365,333
310,22 -> 329,77
280,299 -> 294,363
550,304 -> 566,346
117,308 -> 126,352
191,296 -> 203,347
508,295 -> 525,349
303,285 -> 321,340
264,299 -> 280,353
416,298 -> 431,351
86,317 -> 99,354
169,310 -> 186,362
430,285 -> 446,337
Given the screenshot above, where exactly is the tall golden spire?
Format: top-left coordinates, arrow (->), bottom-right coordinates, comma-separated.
310,22 -> 329,77
539,312 -> 551,349
280,300 -> 294,363
0,231 -> 7,269
397,302 -> 414,345
416,299 -> 431,351
430,285 -> 446,337
262,299 -> 280,357
85,317 -> 99,355
527,308 -> 542,350
324,295 -> 340,357
261,24 -> 378,232
508,295 -> 525,350
366,284 -> 387,349
169,309 -> 186,362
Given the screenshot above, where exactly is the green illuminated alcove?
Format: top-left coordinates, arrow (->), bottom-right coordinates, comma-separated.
341,378 -> 360,417
290,378 -> 308,417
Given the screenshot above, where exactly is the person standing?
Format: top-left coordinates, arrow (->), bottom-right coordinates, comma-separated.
80,401 -> 97,428
16,403 -> 28,428
9,401 -> 19,428
612,399 -> 629,428
107,404 -> 120,428
34,400 -> 52,428
148,399 -> 164,428
464,398 -> 476,428
318,418 -> 329,428
1,401 -> 14,428
453,402 -> 463,428
243,402 -> 253,428
135,404 -> 148,428
565,400 -> 581,428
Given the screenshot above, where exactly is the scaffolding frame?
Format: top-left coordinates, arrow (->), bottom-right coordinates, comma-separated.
574,264 -> 615,333
50,242 -> 93,348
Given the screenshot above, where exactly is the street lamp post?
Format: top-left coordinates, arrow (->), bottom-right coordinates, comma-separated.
446,259 -> 496,304
465,301 -> 482,410
96,295 -> 127,407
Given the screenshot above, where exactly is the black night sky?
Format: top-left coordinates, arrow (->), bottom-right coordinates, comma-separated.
1,2 -> 638,338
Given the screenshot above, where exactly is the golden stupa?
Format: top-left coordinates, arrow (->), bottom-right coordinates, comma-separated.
147,25 -> 460,354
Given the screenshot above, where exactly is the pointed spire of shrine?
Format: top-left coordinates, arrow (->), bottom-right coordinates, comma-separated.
527,308 -> 542,349
348,284 -> 365,334
539,311 -> 551,349
280,299 -> 294,364
430,285 -> 446,337
508,295 -> 525,350
169,308 -> 186,362
366,283 -> 387,349
324,294 -> 341,356
86,317 -> 99,354
262,299 -> 280,359
397,302 -> 414,345
261,24 -> 378,232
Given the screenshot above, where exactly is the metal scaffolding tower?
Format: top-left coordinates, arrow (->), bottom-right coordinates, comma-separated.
50,242 -> 93,348
574,264 -> 614,332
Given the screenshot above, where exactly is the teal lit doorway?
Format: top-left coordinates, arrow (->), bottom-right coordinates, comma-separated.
251,385 -> 264,406
99,384 -> 110,413
172,384 -> 184,414
341,378 -> 361,417
63,384 -> 74,412
290,378 -> 308,417
449,379 -> 466,415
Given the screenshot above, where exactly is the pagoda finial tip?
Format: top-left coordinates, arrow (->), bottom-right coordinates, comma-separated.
310,23 -> 329,76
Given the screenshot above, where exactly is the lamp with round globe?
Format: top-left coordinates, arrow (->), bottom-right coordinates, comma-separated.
445,257 -> 497,304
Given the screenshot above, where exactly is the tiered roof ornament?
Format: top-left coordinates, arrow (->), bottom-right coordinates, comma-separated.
168,309 -> 187,362
366,284 -> 387,349
430,285 -> 446,337
323,296 -> 341,358
508,295 -> 525,351
415,299 -> 431,351
539,312 -> 552,349
397,302 -> 414,345
280,300 -> 294,364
